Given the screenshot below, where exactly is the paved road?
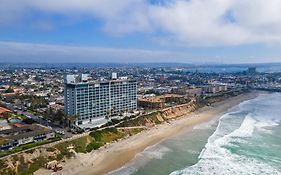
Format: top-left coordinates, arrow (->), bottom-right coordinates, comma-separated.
117,126 -> 147,129
18,111 -> 73,138
0,110 -> 160,160
0,132 -> 90,160
18,111 -> 61,129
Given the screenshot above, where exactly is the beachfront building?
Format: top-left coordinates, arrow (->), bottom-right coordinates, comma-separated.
64,73 -> 137,128
202,84 -> 228,94
0,124 -> 55,150
138,94 -> 189,109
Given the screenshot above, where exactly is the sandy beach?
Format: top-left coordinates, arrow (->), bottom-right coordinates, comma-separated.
36,92 -> 258,175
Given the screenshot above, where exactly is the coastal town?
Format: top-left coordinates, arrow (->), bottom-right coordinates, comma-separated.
3,0 -> 281,174
0,63 -> 281,174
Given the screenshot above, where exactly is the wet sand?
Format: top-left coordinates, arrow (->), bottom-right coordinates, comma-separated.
35,92 -> 258,175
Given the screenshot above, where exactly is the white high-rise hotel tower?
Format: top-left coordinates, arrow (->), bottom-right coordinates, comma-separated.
64,73 -> 137,128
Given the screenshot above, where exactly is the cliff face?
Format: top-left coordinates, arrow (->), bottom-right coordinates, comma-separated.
156,101 -> 198,120
1,147 -> 61,175
118,100 -> 200,128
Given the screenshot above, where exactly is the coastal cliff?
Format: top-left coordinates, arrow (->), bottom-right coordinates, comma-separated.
0,90 -> 248,175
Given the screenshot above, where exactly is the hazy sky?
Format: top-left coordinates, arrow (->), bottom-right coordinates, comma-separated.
1,0 -> 281,63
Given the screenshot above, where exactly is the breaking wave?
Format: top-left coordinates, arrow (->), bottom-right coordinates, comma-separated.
171,94 -> 281,175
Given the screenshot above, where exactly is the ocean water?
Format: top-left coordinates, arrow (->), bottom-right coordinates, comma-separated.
109,93 -> 281,175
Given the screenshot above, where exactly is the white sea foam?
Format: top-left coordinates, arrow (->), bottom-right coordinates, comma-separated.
171,94 -> 281,175
198,114 -> 256,160
108,166 -> 137,175
171,156 -> 281,175
171,115 -> 281,174
255,119 -> 279,128
254,119 -> 280,134
228,114 -> 256,138
111,93 -> 281,175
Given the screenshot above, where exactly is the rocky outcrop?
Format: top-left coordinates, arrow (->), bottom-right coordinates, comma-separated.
156,101 -> 198,120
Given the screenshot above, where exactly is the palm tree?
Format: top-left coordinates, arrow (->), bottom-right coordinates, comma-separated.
64,114 -> 80,128
55,110 -> 65,124
105,109 -> 112,120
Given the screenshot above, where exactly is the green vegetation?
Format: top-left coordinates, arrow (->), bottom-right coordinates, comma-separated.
0,137 -> 61,158
0,154 -> 49,175
26,156 -> 48,174
0,136 -> 91,175
1,112 -> 31,122
44,108 -> 80,127
203,90 -> 244,104
46,147 -> 56,152
130,128 -> 143,135
54,127 -> 141,157
0,91 -> 245,175
95,127 -> 126,143
149,112 -> 163,124
0,159 -> 6,170
1,112 -> 13,119
90,131 -> 102,141
44,108 -> 65,125
1,128 -> 137,175
56,153 -> 64,160
0,158 -> 15,175
22,117 -> 35,124
17,156 -> 48,175
86,142 -> 104,152
55,135 -> 92,155
5,86 -> 14,93
13,94 -> 48,111
117,112 -> 160,127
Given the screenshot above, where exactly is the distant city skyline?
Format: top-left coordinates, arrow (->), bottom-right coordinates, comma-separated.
1,0 -> 281,63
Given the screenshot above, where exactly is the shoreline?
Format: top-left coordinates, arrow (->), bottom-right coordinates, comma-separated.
36,91 -> 259,175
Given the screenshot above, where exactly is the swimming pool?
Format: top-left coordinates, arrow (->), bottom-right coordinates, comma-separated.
9,119 -> 21,123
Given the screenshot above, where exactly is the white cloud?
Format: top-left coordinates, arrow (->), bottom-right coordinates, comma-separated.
1,0 -> 153,35
1,0 -> 281,46
0,41 -> 198,63
1,41 -> 281,63
149,0 -> 281,46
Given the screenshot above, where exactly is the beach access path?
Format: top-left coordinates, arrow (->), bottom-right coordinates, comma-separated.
35,91 -> 259,175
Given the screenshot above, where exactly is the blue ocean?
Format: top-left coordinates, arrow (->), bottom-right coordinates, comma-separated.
109,93 -> 281,175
